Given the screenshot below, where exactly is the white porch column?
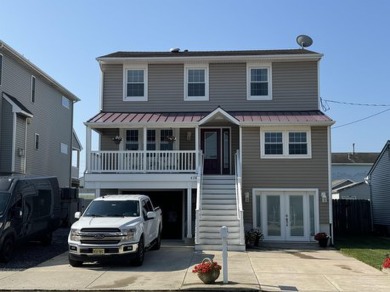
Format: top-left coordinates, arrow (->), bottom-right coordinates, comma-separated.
195,126 -> 199,169
186,186 -> 192,239
143,127 -> 147,173
86,127 -> 92,173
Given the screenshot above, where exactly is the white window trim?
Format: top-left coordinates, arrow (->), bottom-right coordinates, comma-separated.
260,126 -> 311,159
123,65 -> 148,101
184,64 -> 209,101
247,63 -> 272,100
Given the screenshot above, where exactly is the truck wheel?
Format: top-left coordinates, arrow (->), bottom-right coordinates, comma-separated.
41,232 -> 53,246
69,256 -> 83,267
151,228 -> 161,250
132,236 -> 144,266
0,236 -> 15,263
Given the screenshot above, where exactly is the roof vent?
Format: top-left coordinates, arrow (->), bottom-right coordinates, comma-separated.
170,48 -> 180,53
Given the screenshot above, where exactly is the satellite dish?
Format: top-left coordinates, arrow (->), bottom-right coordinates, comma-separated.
170,48 -> 180,53
296,35 -> 313,49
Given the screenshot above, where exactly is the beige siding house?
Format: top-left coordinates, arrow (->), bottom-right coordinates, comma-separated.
84,48 -> 334,250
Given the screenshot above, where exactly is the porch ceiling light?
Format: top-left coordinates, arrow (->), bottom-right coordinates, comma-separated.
112,135 -> 122,144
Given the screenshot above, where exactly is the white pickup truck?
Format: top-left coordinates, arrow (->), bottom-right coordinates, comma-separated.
68,194 -> 162,267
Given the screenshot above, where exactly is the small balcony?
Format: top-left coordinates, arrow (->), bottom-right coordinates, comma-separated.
87,150 -> 198,174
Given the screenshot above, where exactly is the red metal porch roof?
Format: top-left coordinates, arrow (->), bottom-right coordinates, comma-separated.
86,111 -> 333,126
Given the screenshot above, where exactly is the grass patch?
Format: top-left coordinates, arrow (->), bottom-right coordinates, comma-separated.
335,235 -> 390,270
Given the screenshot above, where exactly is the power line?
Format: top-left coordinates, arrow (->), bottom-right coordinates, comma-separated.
333,108 -> 390,129
322,98 -> 390,107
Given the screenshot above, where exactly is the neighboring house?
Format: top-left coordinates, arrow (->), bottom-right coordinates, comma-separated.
332,152 -> 378,182
366,140 -> 390,234
331,152 -> 378,200
332,181 -> 370,200
0,40 -> 80,188
83,48 -> 334,250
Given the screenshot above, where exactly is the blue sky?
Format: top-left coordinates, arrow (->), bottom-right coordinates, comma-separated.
1,0 -> 390,172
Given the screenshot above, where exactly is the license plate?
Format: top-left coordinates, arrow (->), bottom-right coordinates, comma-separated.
92,248 -> 105,254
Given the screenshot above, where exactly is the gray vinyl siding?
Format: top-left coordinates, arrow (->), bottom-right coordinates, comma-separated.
241,126 -> 330,224
0,99 -> 13,172
101,61 -> 319,112
0,49 -> 73,187
370,148 -> 390,226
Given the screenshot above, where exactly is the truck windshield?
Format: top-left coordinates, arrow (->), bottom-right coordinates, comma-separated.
0,192 -> 11,216
84,200 -> 140,217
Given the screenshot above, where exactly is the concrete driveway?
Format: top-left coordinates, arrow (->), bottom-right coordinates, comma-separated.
0,242 -> 389,291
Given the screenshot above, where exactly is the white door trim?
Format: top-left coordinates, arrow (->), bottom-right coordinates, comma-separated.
252,188 -> 319,242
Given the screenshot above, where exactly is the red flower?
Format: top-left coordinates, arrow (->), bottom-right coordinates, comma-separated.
192,259 -> 221,274
382,255 -> 390,269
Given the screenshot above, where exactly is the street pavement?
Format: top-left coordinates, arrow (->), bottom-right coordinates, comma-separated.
0,242 -> 389,291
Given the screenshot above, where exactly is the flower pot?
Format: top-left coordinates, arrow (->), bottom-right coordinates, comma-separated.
318,238 -> 328,248
197,269 -> 220,284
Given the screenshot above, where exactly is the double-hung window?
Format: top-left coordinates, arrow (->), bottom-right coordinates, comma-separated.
184,65 -> 209,101
125,130 -> 139,150
261,127 -> 311,158
124,66 -> 147,101
247,64 -> 272,100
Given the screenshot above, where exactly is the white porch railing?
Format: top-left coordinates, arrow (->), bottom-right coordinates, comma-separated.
235,150 -> 245,245
88,150 -> 197,173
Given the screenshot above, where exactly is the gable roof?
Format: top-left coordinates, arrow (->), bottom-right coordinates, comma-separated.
0,40 -> 80,102
85,110 -> 333,128
367,140 -> 390,176
2,92 -> 33,117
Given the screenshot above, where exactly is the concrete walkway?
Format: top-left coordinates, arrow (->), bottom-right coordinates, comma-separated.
0,243 -> 389,291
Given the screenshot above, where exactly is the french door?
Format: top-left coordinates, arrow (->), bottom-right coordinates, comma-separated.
257,190 -> 316,241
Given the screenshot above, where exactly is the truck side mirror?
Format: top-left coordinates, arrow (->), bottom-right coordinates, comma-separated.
146,211 -> 156,220
74,211 -> 81,219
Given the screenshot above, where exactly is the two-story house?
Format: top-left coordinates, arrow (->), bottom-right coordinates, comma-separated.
0,40 -> 80,188
84,48 -> 334,250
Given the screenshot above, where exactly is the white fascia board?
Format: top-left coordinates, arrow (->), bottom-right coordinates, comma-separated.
97,53 -> 323,65
199,107 -> 239,125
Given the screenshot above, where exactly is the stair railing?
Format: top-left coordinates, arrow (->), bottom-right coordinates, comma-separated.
195,151 -> 204,245
235,150 -> 245,245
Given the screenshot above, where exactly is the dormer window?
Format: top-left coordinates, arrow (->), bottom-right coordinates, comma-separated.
247,64 -> 272,100
123,65 -> 148,101
184,64 -> 209,101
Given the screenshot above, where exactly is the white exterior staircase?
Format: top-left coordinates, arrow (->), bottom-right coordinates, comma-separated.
195,175 -> 245,251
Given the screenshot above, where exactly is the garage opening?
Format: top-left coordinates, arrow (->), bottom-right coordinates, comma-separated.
122,190 -> 183,240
